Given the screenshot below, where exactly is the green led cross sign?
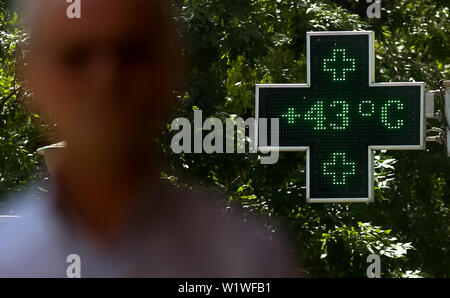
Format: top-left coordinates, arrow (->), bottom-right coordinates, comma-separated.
255,31 -> 425,203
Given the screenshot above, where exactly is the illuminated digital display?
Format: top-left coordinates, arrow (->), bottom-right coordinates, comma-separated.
256,31 -> 425,203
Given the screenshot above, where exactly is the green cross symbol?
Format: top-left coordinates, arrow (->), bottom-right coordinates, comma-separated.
322,152 -> 356,185
323,48 -> 356,81
281,107 -> 301,124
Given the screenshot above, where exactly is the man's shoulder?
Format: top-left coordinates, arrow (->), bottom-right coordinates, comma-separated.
157,185 -> 299,277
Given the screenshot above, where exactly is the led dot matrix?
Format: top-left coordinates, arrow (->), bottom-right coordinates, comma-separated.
281,99 -> 403,131
381,100 -> 404,129
256,31 -> 424,202
304,101 -> 326,130
323,48 -> 356,81
359,100 -> 375,117
281,107 -> 301,124
322,152 -> 356,185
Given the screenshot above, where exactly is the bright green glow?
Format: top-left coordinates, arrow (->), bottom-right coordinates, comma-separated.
282,99 -> 404,130
323,48 -> 356,82
330,100 -> 349,130
322,152 -> 356,185
258,34 -> 423,200
381,100 -> 404,129
281,107 -> 301,124
359,100 -> 375,117
304,101 -> 326,130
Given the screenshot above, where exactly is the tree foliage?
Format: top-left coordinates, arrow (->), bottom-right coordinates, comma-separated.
166,0 -> 450,277
0,2 -> 45,211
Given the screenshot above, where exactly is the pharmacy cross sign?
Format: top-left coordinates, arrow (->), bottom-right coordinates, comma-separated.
255,31 -> 425,203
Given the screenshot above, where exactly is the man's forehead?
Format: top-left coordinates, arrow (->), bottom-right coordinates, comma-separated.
30,0 -> 163,14
30,0 -> 165,43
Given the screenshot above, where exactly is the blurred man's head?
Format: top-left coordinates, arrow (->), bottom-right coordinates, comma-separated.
25,0 -> 177,166
18,0 -> 180,238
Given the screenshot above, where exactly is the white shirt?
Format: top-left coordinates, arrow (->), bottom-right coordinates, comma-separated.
0,183 -> 295,277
